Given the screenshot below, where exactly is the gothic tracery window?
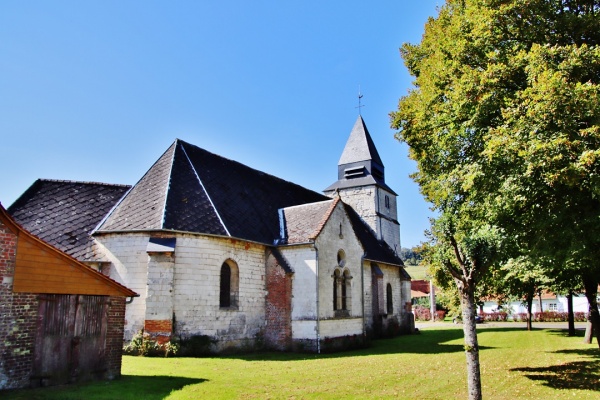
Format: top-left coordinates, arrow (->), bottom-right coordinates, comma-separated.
333,250 -> 352,315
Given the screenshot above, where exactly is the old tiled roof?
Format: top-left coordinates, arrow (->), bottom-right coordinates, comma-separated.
97,139 -> 329,244
281,199 -> 336,244
7,179 -> 131,261
279,197 -> 408,273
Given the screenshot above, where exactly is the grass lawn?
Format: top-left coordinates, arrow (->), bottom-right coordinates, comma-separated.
4,325 -> 599,399
403,265 -> 429,280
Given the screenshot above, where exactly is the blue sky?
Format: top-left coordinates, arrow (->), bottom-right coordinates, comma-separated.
0,1 -> 440,248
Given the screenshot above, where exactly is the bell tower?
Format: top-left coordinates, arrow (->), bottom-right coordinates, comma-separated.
324,116 -> 401,253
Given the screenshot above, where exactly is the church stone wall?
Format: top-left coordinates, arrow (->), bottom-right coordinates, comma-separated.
338,186 -> 378,235
363,262 -> 406,337
94,234 -> 150,340
96,233 -> 267,351
172,235 -> 265,351
337,186 -> 401,253
319,318 -> 363,338
281,246 -> 317,321
376,187 -> 401,252
315,203 -> 364,322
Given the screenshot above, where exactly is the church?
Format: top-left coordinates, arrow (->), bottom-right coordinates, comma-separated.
8,116 -> 413,353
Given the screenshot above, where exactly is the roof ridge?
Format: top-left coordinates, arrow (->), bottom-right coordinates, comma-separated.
179,141 -> 231,236
34,178 -> 130,188
177,139 -> 325,198
281,199 -> 333,211
160,141 -> 177,228
308,196 -> 341,241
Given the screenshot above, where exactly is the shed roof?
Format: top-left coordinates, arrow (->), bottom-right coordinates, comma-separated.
0,204 -> 137,297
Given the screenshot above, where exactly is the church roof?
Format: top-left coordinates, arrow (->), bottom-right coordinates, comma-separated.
324,116 -> 397,195
342,203 -> 407,271
97,139 -> 329,244
7,179 -> 131,260
338,115 -> 384,166
280,197 -> 405,269
281,199 -> 337,244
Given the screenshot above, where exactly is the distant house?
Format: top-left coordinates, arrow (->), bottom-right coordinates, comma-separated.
0,204 -> 137,390
410,280 -> 433,301
481,293 -> 590,315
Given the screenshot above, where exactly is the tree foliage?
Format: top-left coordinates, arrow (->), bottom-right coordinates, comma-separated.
392,1 -> 600,398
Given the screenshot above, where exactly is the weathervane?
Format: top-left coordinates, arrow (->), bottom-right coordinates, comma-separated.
356,86 -> 365,115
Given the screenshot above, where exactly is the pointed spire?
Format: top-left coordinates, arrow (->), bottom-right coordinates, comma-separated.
324,116 -> 395,195
338,115 -> 384,167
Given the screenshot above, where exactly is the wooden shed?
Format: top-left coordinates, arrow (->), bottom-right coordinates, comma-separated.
0,203 -> 137,390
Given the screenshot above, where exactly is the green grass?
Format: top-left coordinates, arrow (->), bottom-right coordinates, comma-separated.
404,264 -> 429,280
4,326 -> 599,399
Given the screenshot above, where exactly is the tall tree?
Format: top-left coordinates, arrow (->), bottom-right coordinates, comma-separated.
392,1 -> 600,398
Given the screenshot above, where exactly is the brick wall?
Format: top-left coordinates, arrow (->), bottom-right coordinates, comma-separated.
0,221 -> 37,390
264,251 -> 292,350
105,296 -> 127,380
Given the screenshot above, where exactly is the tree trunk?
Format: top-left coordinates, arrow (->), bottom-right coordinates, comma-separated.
583,274 -> 600,348
457,281 -> 482,400
584,313 -> 594,344
567,291 -> 576,336
525,291 -> 534,331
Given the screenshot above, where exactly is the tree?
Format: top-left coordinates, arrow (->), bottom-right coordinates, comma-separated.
391,1 -> 600,398
500,257 -> 550,331
399,246 -> 424,265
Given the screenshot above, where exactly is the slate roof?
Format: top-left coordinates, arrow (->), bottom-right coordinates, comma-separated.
338,115 -> 384,166
342,203 -> 408,274
7,179 -> 131,261
324,116 -> 397,195
97,139 -> 329,244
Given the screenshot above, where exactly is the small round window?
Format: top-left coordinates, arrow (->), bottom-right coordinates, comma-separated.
337,250 -> 346,268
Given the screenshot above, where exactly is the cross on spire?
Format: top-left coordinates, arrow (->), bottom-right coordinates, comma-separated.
356,87 -> 365,115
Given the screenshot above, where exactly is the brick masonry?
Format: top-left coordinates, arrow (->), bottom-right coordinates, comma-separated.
1,218 -> 36,390
0,218 -> 129,390
264,250 -> 292,350
144,319 -> 173,344
105,296 -> 127,379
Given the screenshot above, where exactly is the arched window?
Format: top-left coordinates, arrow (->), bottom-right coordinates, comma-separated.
342,269 -> 352,311
220,260 -> 239,309
386,283 -> 393,315
333,269 -> 341,310
333,268 -> 352,314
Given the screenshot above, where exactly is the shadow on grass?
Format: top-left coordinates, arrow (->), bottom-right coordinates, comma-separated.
230,327 -> 499,362
553,347 -> 600,359
2,375 -> 206,400
511,360 -> 600,391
